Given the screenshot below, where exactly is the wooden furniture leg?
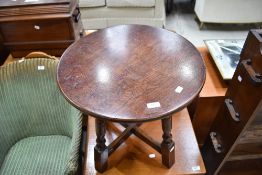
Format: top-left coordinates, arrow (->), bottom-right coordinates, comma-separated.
94,118 -> 108,173
161,116 -> 175,168
166,0 -> 174,14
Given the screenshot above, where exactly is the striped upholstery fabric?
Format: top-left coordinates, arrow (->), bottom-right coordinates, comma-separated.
0,58 -> 82,175
0,136 -> 71,175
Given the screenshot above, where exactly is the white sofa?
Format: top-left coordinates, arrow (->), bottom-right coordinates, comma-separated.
79,0 -> 166,30
195,0 -> 262,25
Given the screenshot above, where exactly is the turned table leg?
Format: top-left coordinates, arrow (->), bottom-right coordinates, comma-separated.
94,118 -> 108,173
161,116 -> 175,168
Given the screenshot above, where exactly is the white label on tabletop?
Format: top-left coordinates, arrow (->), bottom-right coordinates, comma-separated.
238,75 -> 242,82
38,66 -> 45,70
175,86 -> 183,93
34,25 -> 40,30
149,154 -> 156,158
192,166 -> 201,171
170,146 -> 175,152
147,102 -> 161,109
18,58 -> 25,63
25,0 -> 39,2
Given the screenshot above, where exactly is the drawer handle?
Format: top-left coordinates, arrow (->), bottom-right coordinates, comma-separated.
73,7 -> 81,23
210,132 -> 223,153
225,98 -> 240,122
34,25 -> 40,30
241,59 -> 262,86
79,30 -> 84,37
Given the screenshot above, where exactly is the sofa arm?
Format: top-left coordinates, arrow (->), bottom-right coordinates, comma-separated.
154,0 -> 166,26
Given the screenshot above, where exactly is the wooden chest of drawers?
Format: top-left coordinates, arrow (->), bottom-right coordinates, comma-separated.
201,29 -> 262,175
0,0 -> 83,57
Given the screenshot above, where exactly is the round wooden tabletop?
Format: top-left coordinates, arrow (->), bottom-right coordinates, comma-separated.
57,25 -> 206,122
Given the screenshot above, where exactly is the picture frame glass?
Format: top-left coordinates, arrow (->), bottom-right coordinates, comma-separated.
204,39 -> 245,80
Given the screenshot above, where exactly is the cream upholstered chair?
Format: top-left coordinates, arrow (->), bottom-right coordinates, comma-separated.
0,58 -> 82,175
195,0 -> 262,28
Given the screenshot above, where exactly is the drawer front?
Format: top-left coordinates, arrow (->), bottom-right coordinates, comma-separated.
201,30 -> 262,175
7,40 -> 73,57
0,18 -> 73,43
226,60 -> 262,123
201,66 -> 262,174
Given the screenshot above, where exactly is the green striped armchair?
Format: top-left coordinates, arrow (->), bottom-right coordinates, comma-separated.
0,58 -> 82,175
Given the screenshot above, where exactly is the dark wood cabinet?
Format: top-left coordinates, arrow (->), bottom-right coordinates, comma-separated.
0,0 -> 83,57
201,29 -> 262,175
189,47 -> 228,147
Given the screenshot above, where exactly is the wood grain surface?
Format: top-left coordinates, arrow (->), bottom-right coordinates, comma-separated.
0,0 -> 82,57
57,25 -> 206,122
0,0 -> 70,7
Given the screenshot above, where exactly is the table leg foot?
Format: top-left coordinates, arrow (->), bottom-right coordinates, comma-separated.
94,146 -> 108,173
161,116 -> 175,168
94,118 -> 108,173
161,142 -> 175,168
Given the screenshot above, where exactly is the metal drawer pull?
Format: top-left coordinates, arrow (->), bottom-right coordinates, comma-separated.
210,132 -> 222,153
73,7 -> 81,22
241,59 -> 262,86
34,25 -> 40,30
225,98 -> 240,122
79,30 -> 84,37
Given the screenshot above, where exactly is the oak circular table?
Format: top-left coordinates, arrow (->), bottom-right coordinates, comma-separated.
57,25 -> 206,173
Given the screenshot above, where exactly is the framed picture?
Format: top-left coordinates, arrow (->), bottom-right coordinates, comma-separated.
204,39 -> 245,80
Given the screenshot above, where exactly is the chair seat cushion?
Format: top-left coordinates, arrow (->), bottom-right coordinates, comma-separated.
106,0 -> 155,7
0,135 -> 71,175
